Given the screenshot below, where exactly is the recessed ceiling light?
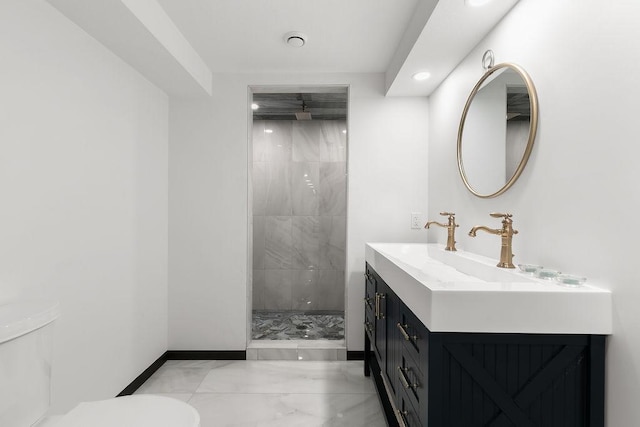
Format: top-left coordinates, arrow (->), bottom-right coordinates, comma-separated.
264,129 -> 273,134
412,71 -> 431,81
284,31 -> 307,48
465,0 -> 492,7
251,103 -> 259,110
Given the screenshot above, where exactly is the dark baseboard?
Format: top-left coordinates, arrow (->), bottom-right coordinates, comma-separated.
117,352 -> 169,396
347,351 -> 364,360
166,350 -> 247,360
119,348 -> 363,396
117,350 -> 247,396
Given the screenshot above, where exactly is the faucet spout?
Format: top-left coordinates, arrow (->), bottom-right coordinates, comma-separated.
468,226 -> 500,237
425,221 -> 447,229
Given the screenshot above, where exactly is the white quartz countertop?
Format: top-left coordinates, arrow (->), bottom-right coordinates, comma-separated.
365,243 -> 612,334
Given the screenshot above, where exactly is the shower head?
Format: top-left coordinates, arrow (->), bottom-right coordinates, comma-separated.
295,100 -> 312,120
295,112 -> 312,120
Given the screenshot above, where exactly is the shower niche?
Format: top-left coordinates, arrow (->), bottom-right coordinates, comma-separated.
250,89 -> 348,341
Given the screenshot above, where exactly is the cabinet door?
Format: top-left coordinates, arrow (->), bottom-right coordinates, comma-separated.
364,267 -> 376,340
383,281 -> 400,401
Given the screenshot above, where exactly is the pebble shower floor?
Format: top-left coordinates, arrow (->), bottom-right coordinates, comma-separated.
252,311 -> 345,340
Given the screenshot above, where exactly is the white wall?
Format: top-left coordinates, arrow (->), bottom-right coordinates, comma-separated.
427,1 -> 640,425
169,73 -> 428,351
0,1 -> 169,414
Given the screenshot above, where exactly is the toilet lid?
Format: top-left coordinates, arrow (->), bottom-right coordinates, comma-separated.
55,395 -> 200,427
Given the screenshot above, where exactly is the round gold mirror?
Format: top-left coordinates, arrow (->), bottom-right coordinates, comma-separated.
457,63 -> 539,198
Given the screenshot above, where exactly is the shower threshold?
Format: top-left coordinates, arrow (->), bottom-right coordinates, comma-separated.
252,310 -> 344,340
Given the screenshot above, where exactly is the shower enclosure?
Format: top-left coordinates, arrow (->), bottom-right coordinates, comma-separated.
251,90 -> 347,341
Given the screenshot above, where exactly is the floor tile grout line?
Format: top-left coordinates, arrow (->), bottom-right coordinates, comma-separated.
192,367 -> 217,395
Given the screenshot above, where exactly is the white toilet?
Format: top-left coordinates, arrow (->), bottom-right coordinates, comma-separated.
0,300 -> 200,427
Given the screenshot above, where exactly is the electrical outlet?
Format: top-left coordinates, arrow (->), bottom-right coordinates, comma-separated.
411,212 -> 423,229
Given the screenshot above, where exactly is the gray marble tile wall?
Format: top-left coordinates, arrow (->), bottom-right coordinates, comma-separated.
252,120 -> 347,311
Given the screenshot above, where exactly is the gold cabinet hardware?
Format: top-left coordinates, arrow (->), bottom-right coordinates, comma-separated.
374,293 -> 379,319
364,321 -> 373,333
381,373 -> 408,427
397,366 -> 419,391
375,293 -> 386,319
398,366 -> 411,389
397,322 -> 418,341
397,322 -> 411,341
397,409 -> 409,427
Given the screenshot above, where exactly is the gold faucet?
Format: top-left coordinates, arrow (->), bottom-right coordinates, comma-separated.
468,213 -> 519,268
425,212 -> 459,251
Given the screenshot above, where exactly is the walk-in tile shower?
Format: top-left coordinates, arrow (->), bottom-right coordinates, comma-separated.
251,91 -> 347,340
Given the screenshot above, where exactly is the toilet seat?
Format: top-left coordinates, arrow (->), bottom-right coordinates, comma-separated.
54,395 -> 200,427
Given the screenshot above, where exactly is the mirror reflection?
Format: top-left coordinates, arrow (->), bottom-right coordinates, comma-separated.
457,63 -> 538,198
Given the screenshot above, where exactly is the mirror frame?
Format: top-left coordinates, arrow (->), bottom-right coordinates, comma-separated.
457,62 -> 539,198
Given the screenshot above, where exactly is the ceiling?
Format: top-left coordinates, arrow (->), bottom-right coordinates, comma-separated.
156,0 -> 421,74
47,0 -> 521,98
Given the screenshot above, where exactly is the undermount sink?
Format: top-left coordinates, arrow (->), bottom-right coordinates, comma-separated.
365,243 -> 612,334
388,243 -> 539,284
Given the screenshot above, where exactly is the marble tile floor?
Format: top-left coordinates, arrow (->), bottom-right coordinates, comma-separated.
134,360 -> 386,427
252,311 -> 344,340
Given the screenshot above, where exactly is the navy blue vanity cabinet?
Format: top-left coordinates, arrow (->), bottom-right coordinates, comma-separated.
364,262 -> 606,427
364,264 -> 402,426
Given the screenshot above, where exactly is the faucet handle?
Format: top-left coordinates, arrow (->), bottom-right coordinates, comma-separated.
490,212 -> 512,219
439,212 -> 459,227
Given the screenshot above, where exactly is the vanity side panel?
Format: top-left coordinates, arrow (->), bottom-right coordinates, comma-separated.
434,333 -> 595,427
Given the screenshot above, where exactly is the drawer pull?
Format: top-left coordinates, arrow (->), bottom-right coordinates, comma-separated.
364,321 -> 373,333
397,323 -> 410,341
375,293 -> 386,319
397,322 -> 418,342
398,366 -> 411,389
375,293 -> 379,318
397,409 -> 409,427
397,366 -> 420,391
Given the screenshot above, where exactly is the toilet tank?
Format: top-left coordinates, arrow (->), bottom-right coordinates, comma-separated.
0,300 -> 60,427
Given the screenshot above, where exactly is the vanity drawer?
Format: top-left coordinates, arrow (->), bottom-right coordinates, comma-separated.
397,302 -> 429,372
397,386 -> 423,427
364,305 -> 374,339
396,351 -> 426,425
